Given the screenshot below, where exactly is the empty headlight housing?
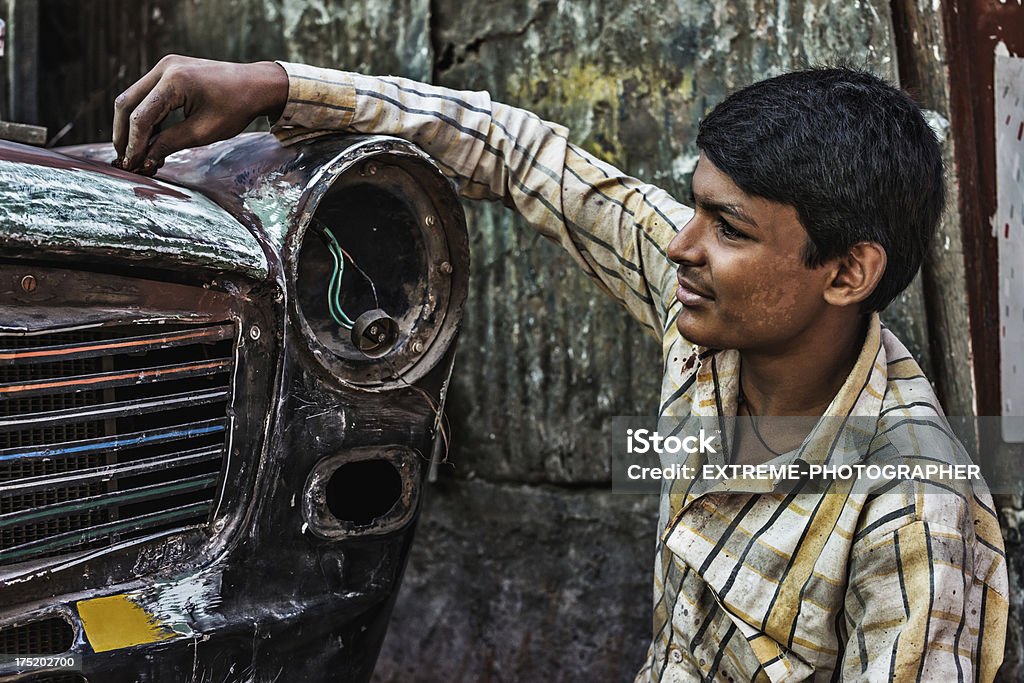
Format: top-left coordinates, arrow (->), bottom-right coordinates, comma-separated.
288,143 -> 469,389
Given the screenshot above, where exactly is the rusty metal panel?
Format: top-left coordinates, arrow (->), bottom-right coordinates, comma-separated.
945,0 -> 1024,419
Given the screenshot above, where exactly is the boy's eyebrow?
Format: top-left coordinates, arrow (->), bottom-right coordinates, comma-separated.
690,191 -> 760,228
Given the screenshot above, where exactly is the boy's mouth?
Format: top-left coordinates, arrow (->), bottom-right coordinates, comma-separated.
676,271 -> 714,305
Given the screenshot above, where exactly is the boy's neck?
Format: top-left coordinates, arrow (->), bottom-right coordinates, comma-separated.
737,313 -> 868,417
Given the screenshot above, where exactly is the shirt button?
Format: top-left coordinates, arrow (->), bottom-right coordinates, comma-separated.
669,648 -> 683,663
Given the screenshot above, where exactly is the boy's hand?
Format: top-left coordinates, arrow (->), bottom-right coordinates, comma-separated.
112,55 -> 289,175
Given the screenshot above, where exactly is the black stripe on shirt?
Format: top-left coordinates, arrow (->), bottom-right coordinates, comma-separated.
975,587 -> 987,683
659,373 -> 697,415
914,524 -> 936,683
894,528 -> 911,618
853,505 -> 916,543
878,401 -> 942,417
698,495 -> 762,577
976,533 -> 1007,558
706,623 -> 737,680
569,145 -> 684,236
356,86 -> 492,143
564,161 -> 671,260
291,98 -> 356,113
952,533 -> 967,683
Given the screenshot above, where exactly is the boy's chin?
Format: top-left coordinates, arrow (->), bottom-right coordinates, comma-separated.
674,313 -> 727,350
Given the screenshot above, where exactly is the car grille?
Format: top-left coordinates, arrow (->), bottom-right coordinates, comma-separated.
0,321 -> 236,567
0,616 -> 74,655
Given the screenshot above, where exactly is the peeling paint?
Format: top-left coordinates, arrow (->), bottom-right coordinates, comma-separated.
241,173 -> 304,247
76,570 -> 225,653
131,570 -> 227,637
0,146 -> 268,280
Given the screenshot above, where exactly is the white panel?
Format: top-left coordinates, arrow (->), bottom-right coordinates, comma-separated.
996,51 -> 1024,441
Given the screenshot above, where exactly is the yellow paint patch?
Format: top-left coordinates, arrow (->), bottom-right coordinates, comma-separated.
77,594 -> 175,653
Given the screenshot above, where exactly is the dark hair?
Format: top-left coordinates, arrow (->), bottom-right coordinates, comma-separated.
695,66 -> 944,311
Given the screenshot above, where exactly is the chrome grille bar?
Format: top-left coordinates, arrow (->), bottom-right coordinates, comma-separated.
0,446 -> 223,499
0,419 -> 227,463
0,324 -> 233,365
0,358 -> 231,401
0,502 -> 213,565
0,474 -> 218,531
0,388 -> 230,432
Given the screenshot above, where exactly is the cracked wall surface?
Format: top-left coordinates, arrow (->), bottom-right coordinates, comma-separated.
42,0 -> 1019,680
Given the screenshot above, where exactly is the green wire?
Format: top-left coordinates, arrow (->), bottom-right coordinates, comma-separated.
321,227 -> 356,329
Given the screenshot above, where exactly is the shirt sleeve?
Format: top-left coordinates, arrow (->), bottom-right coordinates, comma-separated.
841,517 -> 1008,682
270,61 -> 688,339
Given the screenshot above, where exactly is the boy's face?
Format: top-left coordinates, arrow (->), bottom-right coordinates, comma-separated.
667,154 -> 837,352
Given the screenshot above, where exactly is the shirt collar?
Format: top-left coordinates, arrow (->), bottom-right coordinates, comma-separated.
689,313 -> 887,473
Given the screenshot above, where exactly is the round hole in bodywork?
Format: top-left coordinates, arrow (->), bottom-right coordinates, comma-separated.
324,459 -> 403,526
296,182 -> 427,363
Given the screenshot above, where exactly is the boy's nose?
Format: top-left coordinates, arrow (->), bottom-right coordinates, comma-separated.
667,213 -> 705,266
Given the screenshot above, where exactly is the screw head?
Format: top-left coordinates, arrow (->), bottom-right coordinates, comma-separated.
425,215 -> 437,227
249,325 -> 261,340
368,324 -> 379,336
411,341 -> 424,353
365,162 -> 378,175
439,261 -> 452,275
20,275 -> 36,293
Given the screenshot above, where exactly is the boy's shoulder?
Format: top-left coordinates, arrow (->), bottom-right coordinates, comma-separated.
876,324 -> 941,415
857,327 -> 1006,594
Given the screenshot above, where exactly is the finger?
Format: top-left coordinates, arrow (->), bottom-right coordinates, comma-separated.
112,67 -> 165,163
122,84 -> 181,172
135,119 -> 210,176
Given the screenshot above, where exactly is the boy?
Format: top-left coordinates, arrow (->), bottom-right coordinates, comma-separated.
112,56 -> 1008,681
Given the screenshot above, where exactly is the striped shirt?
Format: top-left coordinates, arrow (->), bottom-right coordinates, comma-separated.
272,63 -> 1009,682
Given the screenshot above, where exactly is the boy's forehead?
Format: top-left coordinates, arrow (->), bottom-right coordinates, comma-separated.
692,154 -> 806,239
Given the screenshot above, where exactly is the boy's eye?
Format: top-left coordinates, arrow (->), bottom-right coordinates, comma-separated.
716,218 -> 747,240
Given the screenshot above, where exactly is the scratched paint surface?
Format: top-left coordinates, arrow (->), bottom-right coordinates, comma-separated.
0,149 -> 268,280
76,571 -> 225,653
996,52 -> 1024,440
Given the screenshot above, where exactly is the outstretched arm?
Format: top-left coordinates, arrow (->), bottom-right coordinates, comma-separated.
113,56 -> 688,337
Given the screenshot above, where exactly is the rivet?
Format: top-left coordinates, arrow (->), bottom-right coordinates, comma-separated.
249,325 -> 261,340
411,341 -> 424,353
20,275 -> 37,293
439,261 -> 452,274
365,162 -> 378,175
425,215 -> 436,227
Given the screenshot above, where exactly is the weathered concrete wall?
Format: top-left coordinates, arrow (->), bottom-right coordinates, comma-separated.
36,0 -> 1018,680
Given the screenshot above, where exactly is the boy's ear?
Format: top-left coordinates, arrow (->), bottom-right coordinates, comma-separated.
823,242 -> 887,307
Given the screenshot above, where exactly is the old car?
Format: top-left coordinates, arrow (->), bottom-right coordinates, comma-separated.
0,132 -> 468,682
